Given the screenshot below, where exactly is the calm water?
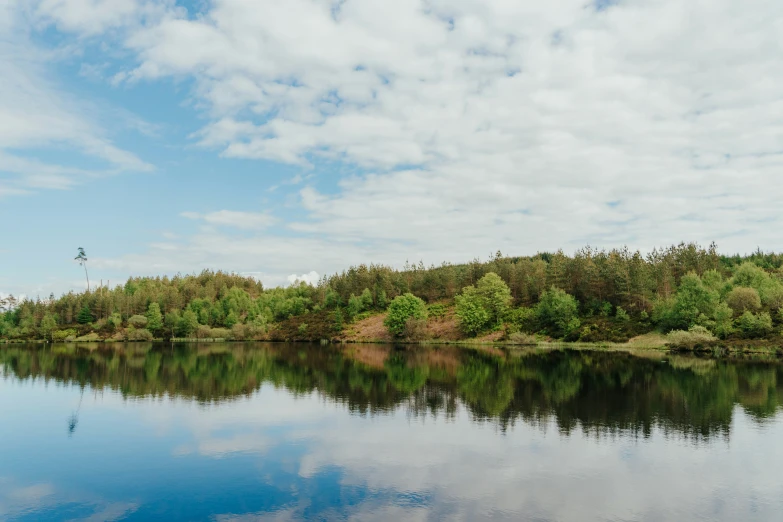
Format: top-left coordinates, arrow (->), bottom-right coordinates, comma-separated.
1,343 -> 782,521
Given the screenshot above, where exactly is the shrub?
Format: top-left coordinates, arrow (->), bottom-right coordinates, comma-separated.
427,303 -> 447,320
298,323 -> 308,335
108,312 -> 123,330
615,307 -> 630,322
231,323 -> 248,340
209,327 -> 231,340
536,287 -> 580,338
384,293 -> 427,337
52,329 -> 77,342
128,315 -> 149,328
127,328 -> 153,341
666,326 -> 717,350
505,307 -> 536,333
736,311 -> 773,338
75,332 -> 101,342
507,332 -> 537,345
402,317 -> 427,341
196,325 -> 212,339
725,287 -> 761,316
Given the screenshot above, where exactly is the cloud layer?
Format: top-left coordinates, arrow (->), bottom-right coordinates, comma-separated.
6,0 -> 783,289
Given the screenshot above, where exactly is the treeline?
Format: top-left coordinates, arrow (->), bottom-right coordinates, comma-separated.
2,243 -> 783,343
2,343 -> 781,437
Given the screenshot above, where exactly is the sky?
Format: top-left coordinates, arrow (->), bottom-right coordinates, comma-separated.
1,0 -> 782,299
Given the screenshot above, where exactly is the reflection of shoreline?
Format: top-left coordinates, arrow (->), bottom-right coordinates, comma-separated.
1,342 -> 782,439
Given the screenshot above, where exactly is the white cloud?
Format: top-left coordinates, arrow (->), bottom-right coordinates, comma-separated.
11,0 -> 783,288
97,0 -> 783,274
287,271 -> 320,286
181,210 -> 277,230
0,1 -> 153,198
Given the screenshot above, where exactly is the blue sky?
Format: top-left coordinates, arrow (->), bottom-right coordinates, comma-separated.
2,0 -> 783,299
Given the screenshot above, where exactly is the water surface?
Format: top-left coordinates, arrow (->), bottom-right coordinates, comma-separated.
1,343 -> 782,521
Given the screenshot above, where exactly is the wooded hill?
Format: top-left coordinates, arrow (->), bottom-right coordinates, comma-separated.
3,243 -> 783,345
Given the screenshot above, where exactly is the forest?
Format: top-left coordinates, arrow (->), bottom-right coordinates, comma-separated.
3,242 -> 783,347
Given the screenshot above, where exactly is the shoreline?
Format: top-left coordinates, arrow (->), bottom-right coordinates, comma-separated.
3,337 -> 781,357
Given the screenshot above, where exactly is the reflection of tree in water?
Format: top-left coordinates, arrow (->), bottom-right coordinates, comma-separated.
68,385 -> 84,436
2,342 -> 782,440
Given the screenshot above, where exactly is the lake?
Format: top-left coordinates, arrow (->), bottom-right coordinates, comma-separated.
1,342 -> 782,521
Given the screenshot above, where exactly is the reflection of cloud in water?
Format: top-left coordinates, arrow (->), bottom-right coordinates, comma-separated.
173,386 -> 783,522
0,477 -> 137,522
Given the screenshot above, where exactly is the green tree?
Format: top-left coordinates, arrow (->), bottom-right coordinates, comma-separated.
726,287 -> 761,316
360,288 -> 374,310
76,306 -> 94,324
164,311 -> 181,338
146,303 -> 164,334
178,310 -> 199,337
74,247 -> 90,291
455,288 -> 491,336
225,310 -> 239,328
384,293 -> 427,337
654,273 -> 718,331
108,312 -> 123,331
736,311 -> 773,338
39,313 -> 57,341
536,287 -> 580,338
454,273 -> 512,335
712,302 -> 734,338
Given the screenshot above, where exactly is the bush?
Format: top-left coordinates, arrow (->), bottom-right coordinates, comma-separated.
726,287 -> 761,316
536,287 -> 580,338
736,311 -> 773,338
402,317 -> 427,341
231,323 -> 248,340
298,323 -> 308,335
52,329 -> 77,342
209,327 -> 231,340
384,293 -> 427,337
455,273 -> 512,335
507,332 -> 537,345
427,303 -> 447,320
75,332 -> 101,342
127,328 -> 153,341
666,326 -> 717,350
108,312 -> 123,330
128,315 -> 149,328
196,325 -> 212,339
615,307 -> 630,322
505,307 -> 536,333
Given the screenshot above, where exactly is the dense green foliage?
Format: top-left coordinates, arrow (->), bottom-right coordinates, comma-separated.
5,243 -> 783,343
455,273 -> 512,335
384,293 -> 428,337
